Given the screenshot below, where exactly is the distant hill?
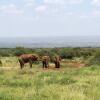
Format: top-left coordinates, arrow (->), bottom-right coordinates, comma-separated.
0,36 -> 100,48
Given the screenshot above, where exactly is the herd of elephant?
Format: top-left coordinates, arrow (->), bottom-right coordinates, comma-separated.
18,54 -> 61,69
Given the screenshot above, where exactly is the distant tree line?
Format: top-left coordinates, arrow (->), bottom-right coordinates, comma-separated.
0,47 -> 100,65
0,47 -> 95,58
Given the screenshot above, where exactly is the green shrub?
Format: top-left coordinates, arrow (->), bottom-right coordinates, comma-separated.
88,49 -> 100,65
13,47 -> 27,56
0,50 -> 10,57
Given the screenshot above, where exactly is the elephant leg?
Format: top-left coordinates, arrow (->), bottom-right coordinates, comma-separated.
55,62 -> 57,68
19,62 -> 24,69
45,61 -> 48,68
47,62 -> 49,68
29,60 -> 32,68
56,62 -> 60,68
42,61 -> 45,68
44,61 -> 46,68
59,62 -> 60,68
19,59 -> 24,69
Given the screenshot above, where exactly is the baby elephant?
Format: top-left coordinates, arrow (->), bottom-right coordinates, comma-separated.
42,56 -> 50,69
18,54 -> 39,69
54,56 -> 61,68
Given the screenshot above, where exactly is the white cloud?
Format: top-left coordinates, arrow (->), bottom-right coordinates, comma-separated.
0,6 -> 6,11
80,14 -> 90,18
24,0 -> 35,7
25,3 -> 33,7
35,5 -> 47,13
0,4 -> 23,15
43,0 -> 83,5
24,0 -> 34,2
92,10 -> 100,16
66,12 -> 73,16
91,0 -> 100,6
80,10 -> 100,18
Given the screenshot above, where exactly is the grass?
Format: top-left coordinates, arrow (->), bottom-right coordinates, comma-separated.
0,57 -> 100,100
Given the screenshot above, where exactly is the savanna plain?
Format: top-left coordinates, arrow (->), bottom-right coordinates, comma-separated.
0,47 -> 100,100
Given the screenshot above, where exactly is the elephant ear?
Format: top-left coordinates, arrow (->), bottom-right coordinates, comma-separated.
18,57 -> 24,63
31,54 -> 38,60
42,56 -> 49,61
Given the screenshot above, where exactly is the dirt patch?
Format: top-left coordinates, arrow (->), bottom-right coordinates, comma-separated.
67,62 -> 86,68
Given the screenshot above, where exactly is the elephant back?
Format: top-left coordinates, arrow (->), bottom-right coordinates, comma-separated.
42,56 -> 50,61
54,56 -> 61,62
19,54 -> 38,61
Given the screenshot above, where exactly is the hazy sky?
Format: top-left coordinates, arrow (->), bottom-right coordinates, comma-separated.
0,0 -> 100,37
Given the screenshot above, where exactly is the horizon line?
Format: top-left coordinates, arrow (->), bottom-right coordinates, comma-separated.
0,34 -> 100,38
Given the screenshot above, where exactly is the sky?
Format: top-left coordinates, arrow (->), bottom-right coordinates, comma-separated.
0,0 -> 100,37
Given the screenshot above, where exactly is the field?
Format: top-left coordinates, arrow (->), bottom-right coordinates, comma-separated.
0,57 -> 100,100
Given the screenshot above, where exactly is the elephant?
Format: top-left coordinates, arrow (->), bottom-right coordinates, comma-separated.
18,54 -> 39,69
0,60 -> 2,66
53,56 -> 61,68
42,56 -> 50,69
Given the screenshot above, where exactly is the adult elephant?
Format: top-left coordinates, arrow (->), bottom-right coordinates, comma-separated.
18,54 -> 39,69
53,56 -> 61,68
42,56 -> 50,69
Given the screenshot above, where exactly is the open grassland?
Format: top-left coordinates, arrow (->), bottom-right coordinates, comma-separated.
0,57 -> 100,100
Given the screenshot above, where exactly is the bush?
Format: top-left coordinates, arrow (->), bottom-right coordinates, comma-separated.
0,49 -> 10,57
89,49 -> 100,65
13,47 -> 28,56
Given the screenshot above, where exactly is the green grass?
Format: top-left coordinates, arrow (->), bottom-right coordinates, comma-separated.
0,57 -> 100,100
